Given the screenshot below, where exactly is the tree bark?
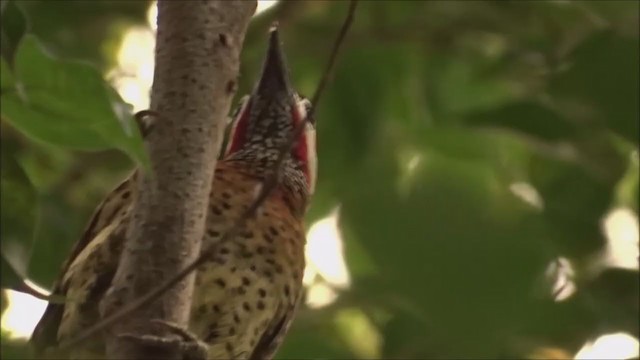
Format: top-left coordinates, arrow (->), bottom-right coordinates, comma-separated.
100,1 -> 256,359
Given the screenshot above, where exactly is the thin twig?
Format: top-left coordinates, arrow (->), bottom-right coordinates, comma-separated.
59,0 -> 358,351
308,0 -> 358,119
1,250 -> 66,303
13,281 -> 66,304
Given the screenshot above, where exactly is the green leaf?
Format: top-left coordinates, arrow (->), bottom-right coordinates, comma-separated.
0,151 -> 67,301
317,43 -> 426,196
464,101 -> 578,142
1,334 -> 33,360
339,135 -> 554,357
277,316 -> 354,359
430,56 -> 517,116
381,309 -> 432,358
1,251 -> 25,290
550,31 -> 640,144
614,148 -> 639,211
1,251 -> 63,302
529,153 -> 611,257
1,56 -> 14,89
0,147 -> 47,294
579,0 -> 640,35
0,35 -> 148,167
0,0 -> 28,65
0,149 -> 37,260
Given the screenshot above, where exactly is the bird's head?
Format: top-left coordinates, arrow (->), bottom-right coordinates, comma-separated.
224,27 -> 316,195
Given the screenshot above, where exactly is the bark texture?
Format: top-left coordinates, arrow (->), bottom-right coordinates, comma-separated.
100,1 -> 256,359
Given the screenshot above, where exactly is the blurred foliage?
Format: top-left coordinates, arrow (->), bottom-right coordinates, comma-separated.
2,35 -> 147,164
1,0 -> 639,359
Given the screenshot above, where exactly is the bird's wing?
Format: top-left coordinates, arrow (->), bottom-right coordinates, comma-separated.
29,173 -> 136,353
250,292 -> 302,360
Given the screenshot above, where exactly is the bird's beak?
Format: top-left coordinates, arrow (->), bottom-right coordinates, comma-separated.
255,25 -> 293,98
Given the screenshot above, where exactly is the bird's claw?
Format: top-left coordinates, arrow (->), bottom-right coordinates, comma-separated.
119,319 -> 208,360
151,319 -> 208,360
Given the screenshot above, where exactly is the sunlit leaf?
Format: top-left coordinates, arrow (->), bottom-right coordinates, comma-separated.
0,35 -> 148,166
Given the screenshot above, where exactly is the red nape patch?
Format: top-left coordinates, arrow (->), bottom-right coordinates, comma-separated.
227,100 -> 251,155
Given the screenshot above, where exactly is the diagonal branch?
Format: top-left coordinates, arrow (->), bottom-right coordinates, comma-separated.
309,0 -> 359,118
59,0 -> 358,353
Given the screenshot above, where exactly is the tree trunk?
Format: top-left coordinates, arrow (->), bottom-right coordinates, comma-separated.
100,1 -> 256,359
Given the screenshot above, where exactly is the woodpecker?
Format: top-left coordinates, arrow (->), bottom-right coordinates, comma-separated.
30,27 -> 316,360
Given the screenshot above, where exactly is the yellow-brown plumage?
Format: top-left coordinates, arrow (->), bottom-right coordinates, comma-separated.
32,161 -> 307,359
30,28 -> 316,360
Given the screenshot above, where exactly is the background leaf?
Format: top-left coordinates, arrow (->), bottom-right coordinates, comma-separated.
0,0 -> 28,65
1,1 -> 638,359
0,145 -> 37,282
1,252 -> 26,290
1,35 -> 148,166
549,30 -> 640,145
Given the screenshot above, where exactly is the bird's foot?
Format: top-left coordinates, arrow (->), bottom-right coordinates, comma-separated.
119,319 -> 208,360
151,319 -> 209,360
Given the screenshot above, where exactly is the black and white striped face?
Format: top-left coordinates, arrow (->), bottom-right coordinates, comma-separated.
223,28 -> 317,194
224,93 -> 316,194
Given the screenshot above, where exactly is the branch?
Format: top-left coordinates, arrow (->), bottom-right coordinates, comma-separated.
308,0 -> 358,118
98,2 -> 256,359
58,0 -> 357,353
